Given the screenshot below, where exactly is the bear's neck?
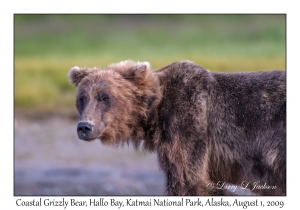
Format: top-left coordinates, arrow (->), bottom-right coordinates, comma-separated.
131,72 -> 162,151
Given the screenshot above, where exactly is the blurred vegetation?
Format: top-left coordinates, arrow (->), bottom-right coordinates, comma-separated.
14,14 -> 286,114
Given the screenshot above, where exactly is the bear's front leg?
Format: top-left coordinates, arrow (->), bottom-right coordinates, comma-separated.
157,140 -> 219,196
163,165 -> 225,196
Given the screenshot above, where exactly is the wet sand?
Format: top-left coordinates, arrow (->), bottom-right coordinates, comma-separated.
14,114 -> 164,196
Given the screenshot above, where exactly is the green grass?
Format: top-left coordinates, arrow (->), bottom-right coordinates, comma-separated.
14,14 -> 286,113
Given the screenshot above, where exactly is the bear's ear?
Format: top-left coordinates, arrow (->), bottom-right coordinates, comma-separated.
108,60 -> 153,86
123,62 -> 151,82
68,66 -> 89,87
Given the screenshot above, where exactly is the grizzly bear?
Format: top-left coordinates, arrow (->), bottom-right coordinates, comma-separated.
68,60 -> 286,196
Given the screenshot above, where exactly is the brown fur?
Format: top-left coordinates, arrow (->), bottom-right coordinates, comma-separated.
68,60 -> 286,196
69,61 -> 161,149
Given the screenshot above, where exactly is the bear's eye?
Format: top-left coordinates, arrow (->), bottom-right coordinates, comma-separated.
99,95 -> 109,102
79,97 -> 85,106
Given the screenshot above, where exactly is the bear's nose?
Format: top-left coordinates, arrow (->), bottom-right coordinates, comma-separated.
77,122 -> 93,140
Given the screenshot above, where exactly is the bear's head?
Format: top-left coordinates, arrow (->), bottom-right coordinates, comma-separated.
68,60 -> 161,146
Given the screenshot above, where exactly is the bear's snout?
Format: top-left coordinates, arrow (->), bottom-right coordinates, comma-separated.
77,122 -> 93,140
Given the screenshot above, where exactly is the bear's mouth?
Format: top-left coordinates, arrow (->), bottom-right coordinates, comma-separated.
77,132 -> 97,142
80,137 -> 98,142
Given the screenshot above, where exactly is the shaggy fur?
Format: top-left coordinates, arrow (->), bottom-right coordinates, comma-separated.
68,60 -> 286,196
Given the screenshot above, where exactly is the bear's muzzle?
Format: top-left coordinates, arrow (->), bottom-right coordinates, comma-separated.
77,121 -> 93,140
